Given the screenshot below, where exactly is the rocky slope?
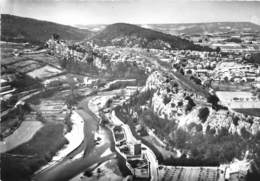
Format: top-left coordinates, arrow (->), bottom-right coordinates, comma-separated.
144,71 -> 260,136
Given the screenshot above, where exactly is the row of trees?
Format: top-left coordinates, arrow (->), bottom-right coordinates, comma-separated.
58,57 -> 98,75
101,62 -> 148,86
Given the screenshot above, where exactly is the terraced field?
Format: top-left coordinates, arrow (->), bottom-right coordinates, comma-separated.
27,65 -> 62,80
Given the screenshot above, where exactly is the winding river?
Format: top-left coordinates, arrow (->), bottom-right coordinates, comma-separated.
32,91 -> 119,181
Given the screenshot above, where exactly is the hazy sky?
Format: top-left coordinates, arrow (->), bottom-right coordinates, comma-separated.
1,0 -> 260,25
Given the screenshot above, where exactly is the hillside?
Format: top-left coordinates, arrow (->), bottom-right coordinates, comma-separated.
1,14 -> 92,44
89,23 -> 212,51
144,22 -> 260,35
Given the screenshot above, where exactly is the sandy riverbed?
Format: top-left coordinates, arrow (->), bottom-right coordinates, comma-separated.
35,111 -> 84,173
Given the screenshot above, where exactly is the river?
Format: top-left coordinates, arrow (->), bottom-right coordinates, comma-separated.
33,88 -> 158,181
32,94 -> 115,181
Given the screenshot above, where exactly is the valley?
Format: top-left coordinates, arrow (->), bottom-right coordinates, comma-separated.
1,14 -> 260,181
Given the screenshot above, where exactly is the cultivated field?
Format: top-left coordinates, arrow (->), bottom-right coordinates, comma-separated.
0,121 -> 43,153
216,91 -> 254,101
27,65 -> 62,79
216,91 -> 260,116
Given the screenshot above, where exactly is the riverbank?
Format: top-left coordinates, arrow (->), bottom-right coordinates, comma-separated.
35,111 -> 84,174
1,123 -> 67,181
32,94 -> 116,181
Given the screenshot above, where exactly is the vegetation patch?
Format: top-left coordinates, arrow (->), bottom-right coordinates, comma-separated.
1,14 -> 91,44
1,123 -> 68,181
114,90 -> 260,169
0,104 -> 31,139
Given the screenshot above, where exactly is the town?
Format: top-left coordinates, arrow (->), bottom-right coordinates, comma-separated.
1,9 -> 260,181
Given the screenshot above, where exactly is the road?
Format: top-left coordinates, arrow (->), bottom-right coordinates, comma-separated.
144,52 -> 211,98
33,144 -> 114,181
170,71 -> 210,98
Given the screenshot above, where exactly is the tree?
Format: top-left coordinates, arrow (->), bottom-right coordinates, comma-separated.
180,68 -> 185,75
185,96 -> 196,113
224,76 -> 229,82
191,147 -> 200,158
207,94 -> 219,106
209,128 -> 216,135
65,94 -> 77,109
106,99 -> 113,108
196,124 -> 203,132
218,127 -> 229,137
186,69 -> 192,74
67,77 -> 77,95
187,122 -> 198,131
216,46 -> 221,53
52,33 -> 60,40
173,129 -> 189,148
198,107 -> 209,123
232,116 -> 239,126
97,168 -> 102,178
163,95 -> 171,105
191,77 -> 201,85
177,101 -> 183,107
240,127 -> 251,140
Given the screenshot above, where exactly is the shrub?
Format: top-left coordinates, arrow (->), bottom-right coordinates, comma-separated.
198,107 -> 209,123
207,95 -> 219,106
240,127 -> 251,139
196,124 -> 203,132
232,116 -> 239,126
163,95 -> 171,105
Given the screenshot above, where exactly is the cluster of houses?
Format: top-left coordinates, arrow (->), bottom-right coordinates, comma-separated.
46,36 -> 107,70
167,50 -> 260,90
47,37 -> 87,60
94,46 -> 157,74
212,62 -> 260,86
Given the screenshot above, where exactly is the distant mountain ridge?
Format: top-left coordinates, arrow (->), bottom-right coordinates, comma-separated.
76,22 -> 260,35
1,14 -> 92,44
89,23 -> 212,51
142,22 -> 260,35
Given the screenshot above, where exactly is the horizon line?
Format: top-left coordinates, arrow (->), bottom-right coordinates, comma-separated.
2,13 -> 260,26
